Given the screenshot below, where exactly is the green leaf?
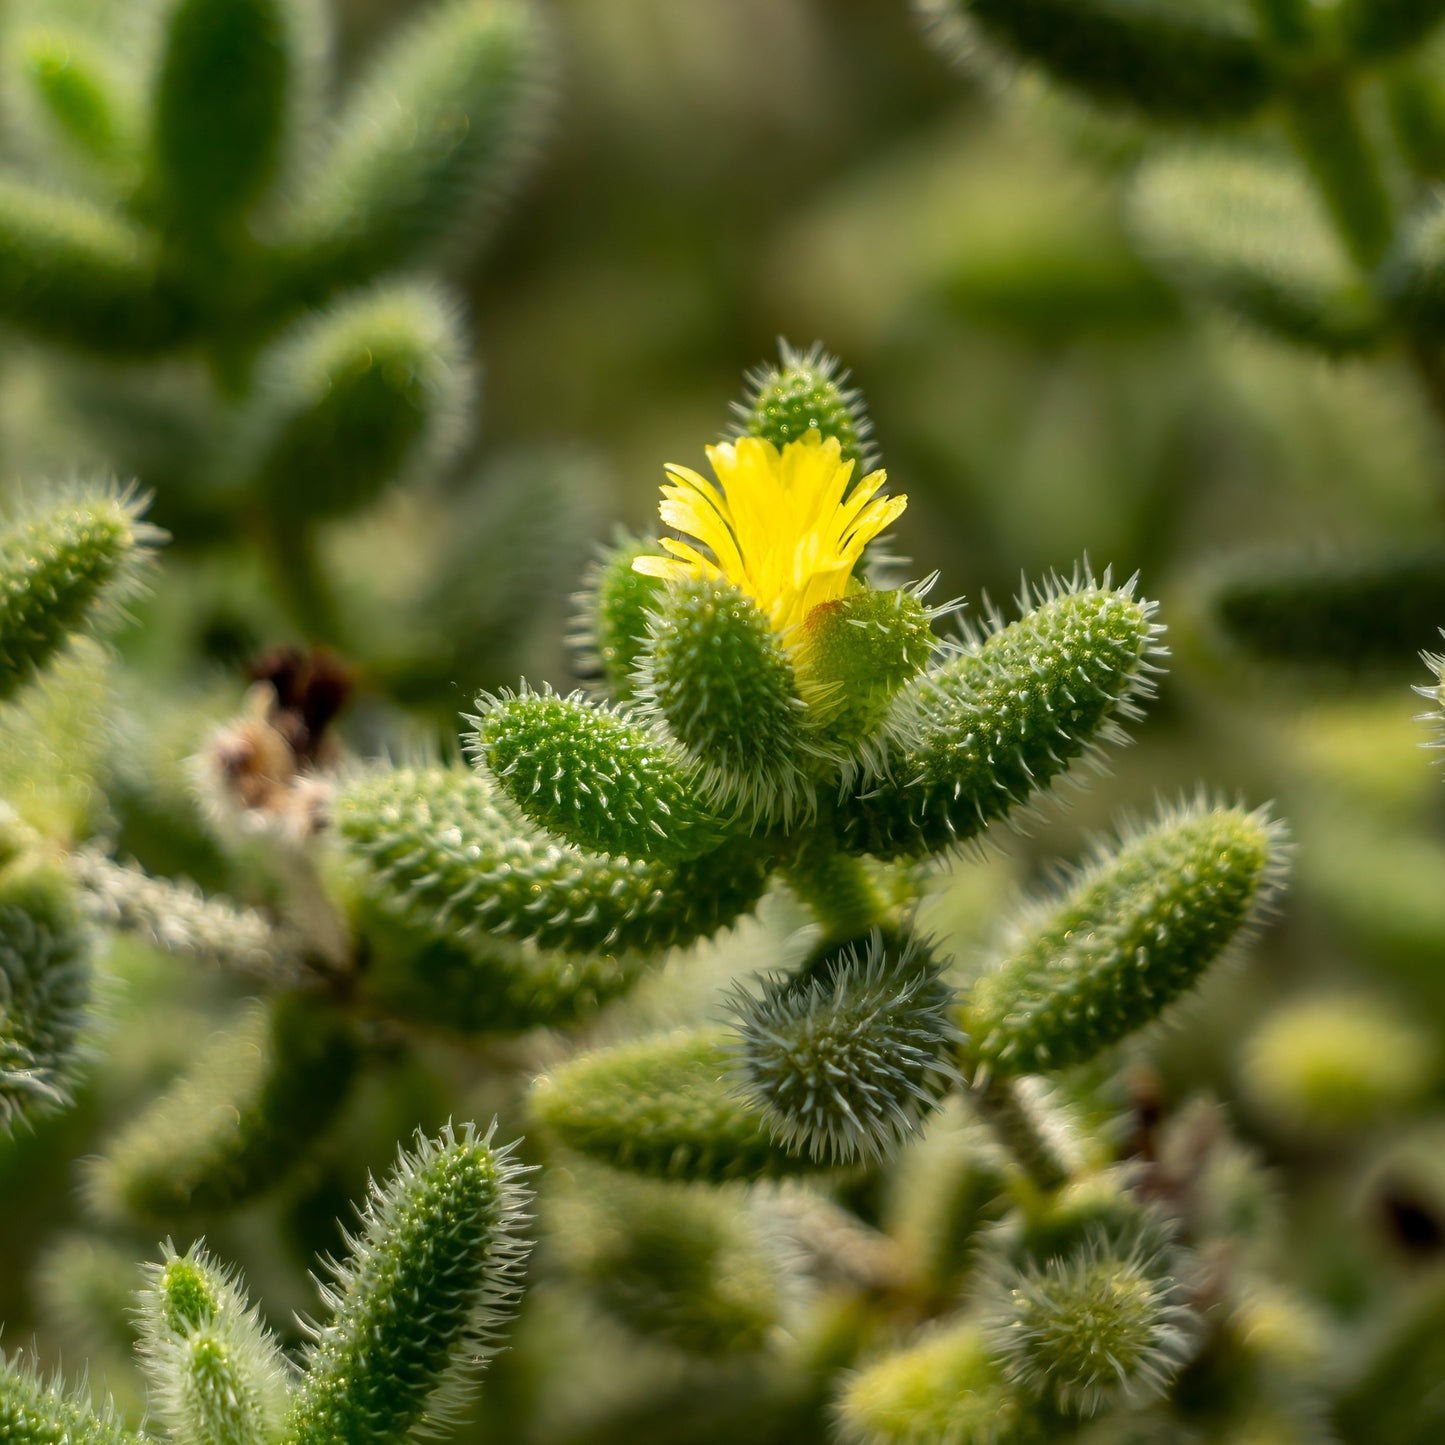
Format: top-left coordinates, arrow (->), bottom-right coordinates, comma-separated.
335,764 -> 771,956
469,687 -> 726,862
0,859 -> 93,1133
0,1349 -> 146,1445
284,1121 -> 531,1445
234,280 -> 471,521
570,532 -> 665,704
15,27 -> 131,168
530,1027 -> 820,1184
283,0 -> 551,290
731,339 -> 877,470
0,179 -> 176,351
837,1318 -> 1043,1445
965,799 -> 1289,1076
638,575 -> 813,824
147,0 -> 297,235
87,994 -> 359,1221
1128,150 -> 1385,354
136,1241 -> 291,1445
939,0 -> 1276,122
1195,544 -> 1445,676
0,487 -> 159,706
836,572 -> 1163,860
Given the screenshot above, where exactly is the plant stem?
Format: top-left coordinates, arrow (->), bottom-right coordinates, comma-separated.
971,1073 -> 1069,1194
784,840 -> 888,943
1286,75 -> 1393,270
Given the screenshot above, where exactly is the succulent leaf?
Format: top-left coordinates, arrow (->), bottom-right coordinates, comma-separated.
469,687 -> 726,862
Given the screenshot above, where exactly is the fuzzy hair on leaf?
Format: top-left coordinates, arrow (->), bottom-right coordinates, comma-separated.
467,683 -> 727,863
726,929 -> 963,1165
966,794 -> 1291,1077
285,1119 -> 532,1445
0,481 -> 162,706
838,566 -> 1166,860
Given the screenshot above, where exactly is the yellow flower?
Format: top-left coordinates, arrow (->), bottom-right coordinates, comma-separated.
633,432 -> 906,640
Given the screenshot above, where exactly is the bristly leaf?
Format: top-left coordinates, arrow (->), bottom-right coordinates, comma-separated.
335,764 -> 771,956
234,280 -> 471,523
1339,0 -> 1445,59
0,179 -> 178,352
147,0 -> 297,236
1194,544 -> 1445,677
727,929 -> 961,1165
282,0 -> 552,290
569,532 -> 665,704
932,0 -> 1276,122
0,859 -> 93,1134
836,1317 -> 1042,1445
836,569 -> 1164,860
136,1240 -> 292,1445
730,339 -> 877,471
636,575 -> 814,825
965,798 -> 1290,1077
0,486 -> 161,705
468,686 -> 727,862
1128,150 -> 1385,355
87,994 -> 359,1221
0,1348 -> 147,1445
14,26 -> 132,169
530,1028 -> 823,1183
283,1120 -> 531,1445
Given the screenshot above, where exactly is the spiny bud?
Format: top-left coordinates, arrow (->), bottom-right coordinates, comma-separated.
1241,993 -> 1438,1136
469,687 -> 725,862
983,1216 -> 1199,1417
147,0 -> 295,235
837,1318 -> 1037,1445
1195,545 -> 1445,676
87,995 -> 359,1221
334,765 -> 770,956
551,1165 -> 784,1356
0,179 -> 176,351
136,1241 -> 291,1445
727,930 -> 961,1165
284,0 -> 552,288
284,1121 -> 531,1445
731,340 -> 876,470
838,570 -> 1163,860
0,859 -> 92,1133
966,799 -> 1289,1076
530,1027 -> 820,1184
570,533 -> 665,703
0,486 -> 160,705
235,281 -> 471,523
1128,151 -> 1384,355
0,1349 -> 145,1445
794,584 -> 939,754
938,0 -> 1276,122
638,575 -> 813,823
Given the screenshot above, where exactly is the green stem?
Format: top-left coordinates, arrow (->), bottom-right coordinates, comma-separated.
970,1074 -> 1069,1195
262,509 -> 345,648
1285,74 -> 1394,269
783,840 -> 888,943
